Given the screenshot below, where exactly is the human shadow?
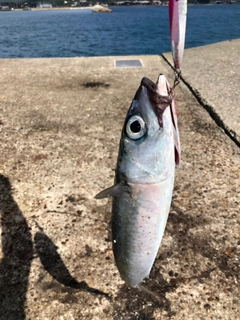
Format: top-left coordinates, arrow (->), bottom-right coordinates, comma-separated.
34,227 -> 110,299
0,174 -> 33,320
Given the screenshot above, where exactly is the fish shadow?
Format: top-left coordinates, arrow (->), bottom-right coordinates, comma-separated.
165,202 -> 239,278
34,229 -> 110,299
112,274 -> 176,320
112,201 -> 239,319
0,174 -> 33,320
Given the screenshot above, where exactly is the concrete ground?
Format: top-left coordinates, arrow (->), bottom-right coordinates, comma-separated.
0,44 -> 239,319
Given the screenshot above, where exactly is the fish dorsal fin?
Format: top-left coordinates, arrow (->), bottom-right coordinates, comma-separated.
95,183 -> 130,199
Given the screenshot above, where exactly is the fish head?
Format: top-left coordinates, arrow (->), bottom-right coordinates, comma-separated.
117,75 -> 176,184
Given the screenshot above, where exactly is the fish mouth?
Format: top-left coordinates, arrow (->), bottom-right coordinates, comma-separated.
135,77 -> 172,128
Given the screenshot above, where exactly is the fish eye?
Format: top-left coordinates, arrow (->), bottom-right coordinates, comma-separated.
126,115 -> 146,140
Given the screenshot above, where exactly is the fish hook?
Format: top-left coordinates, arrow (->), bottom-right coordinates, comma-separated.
172,68 -> 181,90
169,68 -> 181,96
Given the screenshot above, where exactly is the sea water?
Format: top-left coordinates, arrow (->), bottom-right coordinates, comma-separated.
0,5 -> 239,58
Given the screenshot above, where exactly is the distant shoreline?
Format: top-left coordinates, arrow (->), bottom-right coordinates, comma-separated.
31,7 -> 92,11
1,3 -> 239,12
4,7 -> 92,12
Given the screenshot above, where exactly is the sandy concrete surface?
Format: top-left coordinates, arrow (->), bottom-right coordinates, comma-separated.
0,53 -> 239,320
163,39 -> 240,146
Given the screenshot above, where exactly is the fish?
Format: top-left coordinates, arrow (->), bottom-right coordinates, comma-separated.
169,0 -> 188,70
95,74 -> 180,288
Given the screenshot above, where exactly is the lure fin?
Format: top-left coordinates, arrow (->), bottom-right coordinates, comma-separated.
95,183 -> 131,199
157,74 -> 181,167
170,97 -> 181,167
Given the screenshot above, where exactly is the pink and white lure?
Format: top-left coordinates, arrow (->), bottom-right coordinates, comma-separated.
169,0 -> 188,71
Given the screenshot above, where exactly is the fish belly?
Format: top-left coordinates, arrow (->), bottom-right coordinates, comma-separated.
112,177 -> 174,287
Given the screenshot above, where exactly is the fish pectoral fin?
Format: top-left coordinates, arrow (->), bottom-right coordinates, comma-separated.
94,183 -> 130,199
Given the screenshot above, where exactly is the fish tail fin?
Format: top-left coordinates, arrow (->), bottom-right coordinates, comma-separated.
137,284 -> 163,303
